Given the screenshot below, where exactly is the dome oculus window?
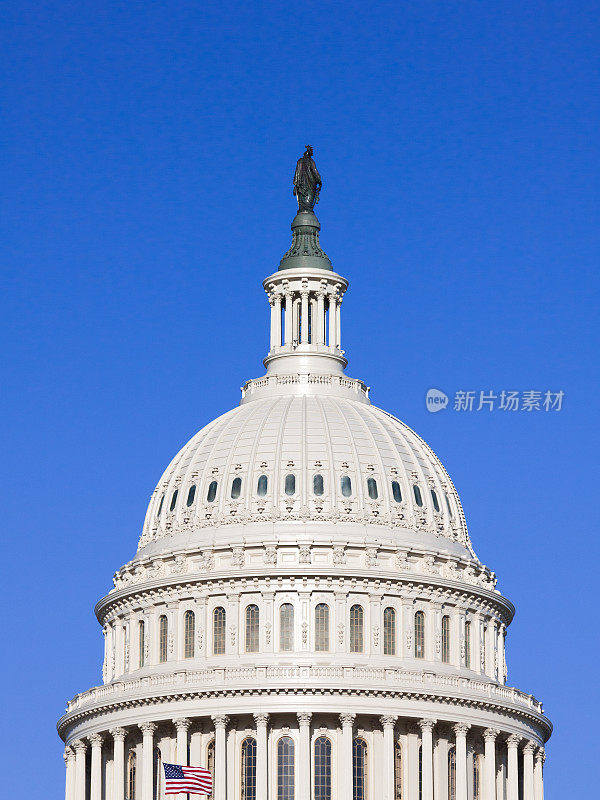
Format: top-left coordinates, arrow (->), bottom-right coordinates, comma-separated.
186,484 -> 196,507
413,484 -> 423,507
207,480 -> 218,503
391,481 -> 402,503
367,477 -> 378,499
257,474 -> 268,497
313,473 -> 324,496
169,489 -> 178,511
341,475 -> 352,497
431,489 -> 440,513
231,477 -> 242,499
284,474 -> 296,496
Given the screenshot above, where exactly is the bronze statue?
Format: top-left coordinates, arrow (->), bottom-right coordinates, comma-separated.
293,145 -> 322,211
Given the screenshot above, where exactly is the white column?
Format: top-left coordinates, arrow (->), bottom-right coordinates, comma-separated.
316,291 -> 325,344
523,742 -> 535,800
64,747 -> 75,800
419,719 -> 435,800
255,713 -> 269,800
140,722 -> 157,800
335,296 -> 341,348
270,295 -> 278,350
274,294 -> 282,348
73,740 -> 87,800
506,736 -> 520,800
212,715 -> 229,800
174,718 -> 191,763
434,731 -> 449,800
534,748 -> 544,800
483,729 -> 498,800
406,724 -> 419,800
453,724 -> 470,800
340,713 -> 355,800
111,728 -> 126,800
300,291 -> 309,343
380,715 -> 397,800
284,292 -> 293,345
498,625 -> 507,684
297,712 -> 312,800
328,294 -> 337,350
89,734 -> 103,800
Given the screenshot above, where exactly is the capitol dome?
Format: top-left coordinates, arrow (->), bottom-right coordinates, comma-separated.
58,152 -> 550,800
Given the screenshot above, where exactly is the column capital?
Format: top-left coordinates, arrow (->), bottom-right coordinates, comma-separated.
88,733 -> 104,747
453,722 -> 470,737
139,722 -> 157,736
64,746 -> 75,764
297,712 -> 312,725
339,712 -> 356,727
506,734 -> 522,748
254,712 -> 270,726
173,717 -> 192,732
419,718 -> 437,733
110,727 -> 127,742
523,740 -> 536,755
380,715 -> 398,729
73,739 -> 87,754
483,728 -> 500,743
212,714 -> 229,730
535,747 -> 545,763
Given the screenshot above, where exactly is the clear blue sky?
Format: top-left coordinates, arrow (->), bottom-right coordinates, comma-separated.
1,2 -> 598,797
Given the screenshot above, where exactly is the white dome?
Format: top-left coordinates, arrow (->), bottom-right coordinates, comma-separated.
138,392 -> 473,559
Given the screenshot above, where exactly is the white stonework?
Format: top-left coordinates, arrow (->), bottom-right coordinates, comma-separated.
58,202 -> 551,800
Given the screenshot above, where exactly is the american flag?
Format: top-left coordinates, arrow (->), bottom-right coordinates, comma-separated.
163,763 -> 213,795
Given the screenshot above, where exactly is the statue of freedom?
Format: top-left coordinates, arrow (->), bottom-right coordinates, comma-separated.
293,146 -> 322,211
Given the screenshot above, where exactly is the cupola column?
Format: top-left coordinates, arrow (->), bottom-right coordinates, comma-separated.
506,735 -> 521,800
340,713 -> 356,800
483,728 -> 499,799
328,293 -> 337,350
297,712 -> 312,800
254,713 -> 269,800
300,290 -> 309,343
64,747 -> 75,800
89,734 -> 103,800
380,715 -> 397,800
335,295 -> 341,348
140,723 -> 157,800
212,715 -> 229,800
316,290 -> 326,344
523,742 -> 535,800
110,728 -> 126,800
453,724 -> 470,800
284,292 -> 293,345
419,719 -> 435,800
73,740 -> 87,800
534,748 -> 545,800
174,717 -> 191,764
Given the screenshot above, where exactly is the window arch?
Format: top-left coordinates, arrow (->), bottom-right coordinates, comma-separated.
153,747 -> 162,800
414,611 -> 425,659
464,620 -> 472,669
313,474 -> 324,496
170,489 -> 178,511
367,477 -> 378,499
184,610 -> 195,659
314,736 -> 332,800
126,751 -> 136,800
279,604 -> 294,651
350,605 -> 364,653
353,737 -> 368,800
257,474 -> 268,497
341,475 -> 352,497
383,607 -> 396,655
413,485 -> 423,507
206,740 -> 215,800
213,607 -> 226,655
241,737 -> 257,800
448,746 -> 456,800
158,615 -> 168,663
207,481 -> 218,503
245,604 -> 259,653
391,481 -> 402,503
441,615 -> 450,663
277,736 -> 295,800
231,477 -> 242,499
315,603 -> 330,652
138,620 -> 145,668
394,741 -> 403,800
285,474 -> 296,495
186,484 -> 196,507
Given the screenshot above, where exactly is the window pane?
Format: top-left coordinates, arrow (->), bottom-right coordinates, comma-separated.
464,621 -> 471,669
231,477 -> 242,499
314,736 -> 332,800
414,611 -> 425,659
277,737 -> 295,800
279,604 -> 294,652
213,607 -> 226,655
207,481 -> 218,503
186,485 -> 196,507
384,607 -> 396,655
184,610 -> 195,659
341,475 -> 352,497
245,604 -> 260,653
170,489 -> 178,511
157,494 -> 164,517
315,603 -> 330,652
391,481 -> 402,503
159,615 -> 168,663
285,474 -> 296,496
413,485 -> 423,507
257,474 -> 268,496
441,615 -> 450,663
313,474 -> 324,496
241,737 -> 257,800
367,477 -> 378,499
353,738 -> 367,800
431,489 -> 440,512
445,494 -> 453,518
350,605 -> 364,653
138,620 -> 145,668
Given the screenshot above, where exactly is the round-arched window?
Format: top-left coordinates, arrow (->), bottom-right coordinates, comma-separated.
156,494 -> 164,518
413,484 -> 423,507
231,477 -> 242,499
257,474 -> 268,496
169,489 -> 178,511
367,477 -> 378,499
341,475 -> 352,497
285,474 -> 296,496
313,474 -> 324,496
431,489 -> 440,512
207,481 -> 218,503
186,484 -> 196,507
391,481 -> 402,503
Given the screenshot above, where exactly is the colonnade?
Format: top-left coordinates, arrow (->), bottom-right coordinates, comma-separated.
268,286 -> 342,352
63,713 -> 545,800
